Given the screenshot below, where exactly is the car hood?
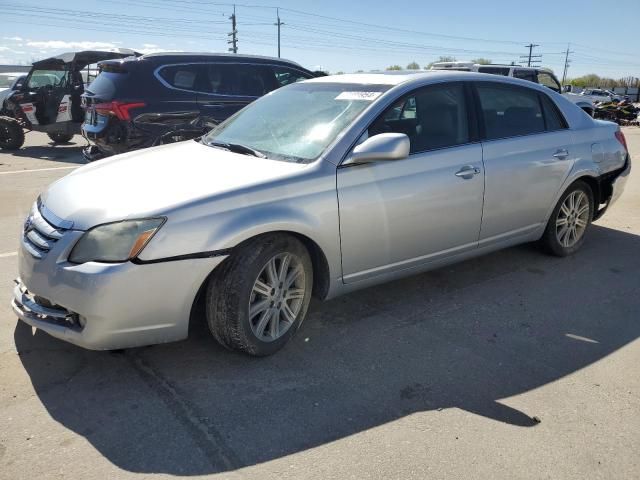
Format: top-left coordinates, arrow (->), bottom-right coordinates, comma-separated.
41,140 -> 309,230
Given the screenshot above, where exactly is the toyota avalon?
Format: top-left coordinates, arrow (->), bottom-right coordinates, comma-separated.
12,71 -> 630,356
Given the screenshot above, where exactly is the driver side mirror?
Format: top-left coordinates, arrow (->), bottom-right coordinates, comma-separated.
344,133 -> 410,165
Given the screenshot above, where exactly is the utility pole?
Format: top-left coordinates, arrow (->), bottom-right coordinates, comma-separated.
227,4 -> 238,54
519,43 -> 541,68
274,8 -> 284,58
561,43 -> 574,86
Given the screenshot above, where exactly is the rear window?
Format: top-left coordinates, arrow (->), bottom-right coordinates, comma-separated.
86,71 -> 128,98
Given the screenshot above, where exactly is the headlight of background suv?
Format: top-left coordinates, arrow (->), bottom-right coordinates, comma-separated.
68,218 -> 165,264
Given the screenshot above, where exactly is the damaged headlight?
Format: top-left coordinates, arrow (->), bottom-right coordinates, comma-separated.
68,218 -> 165,264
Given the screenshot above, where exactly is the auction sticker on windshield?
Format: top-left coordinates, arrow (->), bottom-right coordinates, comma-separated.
335,91 -> 382,101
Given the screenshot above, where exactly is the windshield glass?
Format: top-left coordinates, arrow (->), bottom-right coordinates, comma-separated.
203,82 -> 391,163
27,69 -> 68,89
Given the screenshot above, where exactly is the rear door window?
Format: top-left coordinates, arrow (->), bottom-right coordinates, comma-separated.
476,83 -> 545,139
200,63 -> 276,96
158,64 -> 200,91
478,66 -> 510,76
537,71 -> 561,93
369,82 -> 469,153
513,69 -> 537,83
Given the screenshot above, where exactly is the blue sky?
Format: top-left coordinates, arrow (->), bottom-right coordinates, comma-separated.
1,0 -> 639,79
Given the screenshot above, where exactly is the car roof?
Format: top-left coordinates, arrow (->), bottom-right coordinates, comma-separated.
137,52 -> 307,69
306,70 -> 556,92
32,49 -> 140,69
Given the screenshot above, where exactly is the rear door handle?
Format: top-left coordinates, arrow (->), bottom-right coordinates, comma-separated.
553,149 -> 569,160
455,165 -> 481,179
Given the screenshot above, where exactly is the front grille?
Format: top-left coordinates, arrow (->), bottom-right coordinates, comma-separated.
22,202 -> 67,259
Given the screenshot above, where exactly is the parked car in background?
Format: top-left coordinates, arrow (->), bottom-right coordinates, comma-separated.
0,72 -> 26,107
429,62 -> 595,116
13,71 -> 630,356
81,53 -> 317,161
0,49 -> 138,150
580,88 -> 623,103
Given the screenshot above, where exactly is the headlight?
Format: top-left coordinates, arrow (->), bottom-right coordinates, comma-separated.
68,218 -> 165,264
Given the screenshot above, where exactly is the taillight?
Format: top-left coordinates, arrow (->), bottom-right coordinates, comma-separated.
615,129 -> 628,152
93,101 -> 145,121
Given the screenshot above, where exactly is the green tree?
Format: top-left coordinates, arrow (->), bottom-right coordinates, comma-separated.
471,58 -> 491,65
425,56 -> 456,69
386,65 -> 402,71
406,61 -> 420,70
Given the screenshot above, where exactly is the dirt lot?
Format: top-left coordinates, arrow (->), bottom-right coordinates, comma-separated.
1,130 -> 639,479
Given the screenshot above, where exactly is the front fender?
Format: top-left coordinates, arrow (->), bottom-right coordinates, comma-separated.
137,169 -> 342,283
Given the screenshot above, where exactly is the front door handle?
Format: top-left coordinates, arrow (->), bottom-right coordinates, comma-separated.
553,149 -> 569,160
455,165 -> 481,179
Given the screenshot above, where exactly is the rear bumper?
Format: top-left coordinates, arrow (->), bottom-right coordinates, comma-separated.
609,154 -> 631,208
82,118 -> 151,157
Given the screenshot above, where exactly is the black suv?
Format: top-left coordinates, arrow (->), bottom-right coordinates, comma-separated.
81,53 -> 316,160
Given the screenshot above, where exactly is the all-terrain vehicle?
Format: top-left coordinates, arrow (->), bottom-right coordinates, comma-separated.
0,49 -> 139,150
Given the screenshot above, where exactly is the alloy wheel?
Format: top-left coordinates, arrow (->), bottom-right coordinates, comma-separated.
248,253 -> 306,342
556,190 -> 590,248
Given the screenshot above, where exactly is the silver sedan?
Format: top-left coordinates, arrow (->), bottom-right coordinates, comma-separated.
12,71 -> 631,355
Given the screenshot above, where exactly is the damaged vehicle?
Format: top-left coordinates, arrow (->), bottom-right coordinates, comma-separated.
0,49 -> 138,150
12,72 -> 630,356
81,52 -> 316,161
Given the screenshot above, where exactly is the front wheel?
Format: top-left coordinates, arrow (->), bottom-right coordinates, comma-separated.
48,133 -> 74,144
206,234 -> 313,356
540,181 -> 593,257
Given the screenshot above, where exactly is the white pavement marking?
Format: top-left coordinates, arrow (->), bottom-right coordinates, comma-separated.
0,251 -> 18,258
0,165 -> 79,176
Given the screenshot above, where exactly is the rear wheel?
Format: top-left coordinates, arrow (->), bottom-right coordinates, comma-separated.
48,133 -> 74,144
540,181 -> 593,256
0,116 -> 25,150
205,234 -> 313,356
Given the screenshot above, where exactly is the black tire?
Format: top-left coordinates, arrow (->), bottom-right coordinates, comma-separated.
48,133 -> 74,144
0,116 -> 25,150
206,233 -> 313,356
540,180 -> 594,257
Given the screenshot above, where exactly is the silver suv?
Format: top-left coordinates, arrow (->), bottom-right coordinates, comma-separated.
12,71 -> 630,356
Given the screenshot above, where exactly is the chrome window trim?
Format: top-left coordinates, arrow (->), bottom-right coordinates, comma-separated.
153,61 -> 313,97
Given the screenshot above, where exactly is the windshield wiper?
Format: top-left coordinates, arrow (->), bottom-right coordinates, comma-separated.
204,140 -> 266,158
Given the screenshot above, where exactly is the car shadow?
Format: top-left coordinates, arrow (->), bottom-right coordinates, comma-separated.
13,224 -> 640,475
6,142 -> 86,164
